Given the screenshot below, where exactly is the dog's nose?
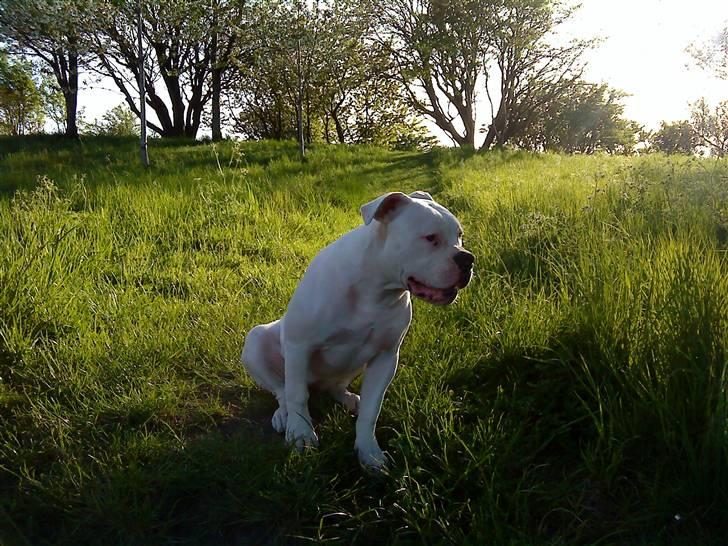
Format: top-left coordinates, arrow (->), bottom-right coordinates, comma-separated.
454,250 -> 474,271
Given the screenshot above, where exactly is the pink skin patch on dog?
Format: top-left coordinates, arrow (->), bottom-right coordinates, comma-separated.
375,193 -> 407,222
346,286 -> 358,311
310,347 -> 328,376
377,328 -> 400,353
263,333 -> 285,382
407,276 -> 458,305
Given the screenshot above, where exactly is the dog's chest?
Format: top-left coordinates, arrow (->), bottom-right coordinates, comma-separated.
308,311 -> 404,381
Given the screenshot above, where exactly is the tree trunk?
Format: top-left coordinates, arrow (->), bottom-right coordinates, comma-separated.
296,93 -> 304,158
211,7 -> 223,141
304,89 -> 312,144
137,0 -> 149,167
323,114 -> 331,144
296,34 -> 305,160
153,43 -> 187,137
146,88 -> 174,134
276,101 -> 283,139
168,82 -> 186,136
63,52 -> 79,138
462,109 -> 476,148
188,100 -> 203,138
63,90 -> 78,138
481,100 -> 507,150
332,110 -> 345,143
211,66 -> 222,141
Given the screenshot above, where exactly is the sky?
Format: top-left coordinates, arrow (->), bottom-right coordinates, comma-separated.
570,0 -> 728,129
78,0 -> 728,140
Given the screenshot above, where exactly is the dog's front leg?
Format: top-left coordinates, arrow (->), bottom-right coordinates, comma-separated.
355,349 -> 398,469
283,343 -> 319,449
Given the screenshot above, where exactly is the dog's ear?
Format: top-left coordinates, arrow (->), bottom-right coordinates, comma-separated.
361,192 -> 413,225
409,190 -> 433,201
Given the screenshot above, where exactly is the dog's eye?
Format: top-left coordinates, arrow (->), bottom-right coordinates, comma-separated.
424,234 -> 439,246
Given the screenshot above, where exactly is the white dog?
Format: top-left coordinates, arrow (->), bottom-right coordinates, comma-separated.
241,191 -> 474,469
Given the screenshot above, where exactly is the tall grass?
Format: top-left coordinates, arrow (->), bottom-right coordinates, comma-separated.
0,136 -> 726,545
434,151 -> 727,542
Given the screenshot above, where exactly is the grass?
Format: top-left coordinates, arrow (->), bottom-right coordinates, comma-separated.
0,135 -> 726,545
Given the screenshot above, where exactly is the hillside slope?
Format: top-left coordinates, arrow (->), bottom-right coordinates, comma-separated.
1,137 -> 727,545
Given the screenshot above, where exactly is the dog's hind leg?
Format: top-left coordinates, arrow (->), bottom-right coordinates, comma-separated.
328,381 -> 359,415
327,369 -> 363,415
241,320 -> 288,433
330,387 -> 360,415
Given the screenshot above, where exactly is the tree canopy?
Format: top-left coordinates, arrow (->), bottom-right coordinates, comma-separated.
690,98 -> 728,157
0,0 -> 91,137
516,81 -> 641,154
0,51 -> 45,135
649,120 -> 697,155
0,0 -> 657,154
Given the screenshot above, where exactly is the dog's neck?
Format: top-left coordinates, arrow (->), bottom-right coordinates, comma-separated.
349,222 -> 410,306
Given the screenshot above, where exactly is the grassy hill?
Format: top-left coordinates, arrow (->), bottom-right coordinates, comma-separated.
1,136 -> 727,545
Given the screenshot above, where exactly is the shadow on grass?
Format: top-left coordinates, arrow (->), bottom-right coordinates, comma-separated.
2,395 -> 284,545
441,325 -> 728,545
0,137 -> 440,198
1,381 -> 378,546
3,322 -> 726,546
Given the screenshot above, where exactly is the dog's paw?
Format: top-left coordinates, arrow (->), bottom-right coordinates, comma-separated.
271,406 -> 287,433
355,441 -> 389,471
341,391 -> 360,415
285,413 -> 319,450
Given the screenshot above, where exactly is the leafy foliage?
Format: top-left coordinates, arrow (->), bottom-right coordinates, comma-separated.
233,0 -> 428,150
378,0 -> 593,149
81,103 -> 140,136
0,52 -> 44,135
39,72 -> 67,134
690,98 -> 728,157
0,0 -> 90,137
516,81 -> 642,154
649,120 -> 698,155
91,0 -> 247,138
688,24 -> 728,80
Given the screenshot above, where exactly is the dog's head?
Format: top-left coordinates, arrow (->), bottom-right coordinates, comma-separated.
361,191 -> 474,305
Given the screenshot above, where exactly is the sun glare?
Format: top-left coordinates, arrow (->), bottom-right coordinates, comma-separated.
570,0 -> 728,129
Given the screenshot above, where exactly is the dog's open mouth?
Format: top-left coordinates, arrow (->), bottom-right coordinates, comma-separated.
406,277 -> 458,305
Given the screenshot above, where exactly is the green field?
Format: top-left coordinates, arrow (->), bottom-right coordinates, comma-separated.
1,136 -> 727,545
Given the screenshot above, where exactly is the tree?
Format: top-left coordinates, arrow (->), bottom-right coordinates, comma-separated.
313,1 -> 423,147
377,0 -> 591,149
685,25 -> 728,157
209,0 -> 248,141
232,0 -> 314,153
81,103 -> 140,136
377,0 -> 487,147
690,98 -> 728,157
91,0 -> 236,138
480,0 -> 591,149
688,24 -> 728,80
39,73 -> 66,134
0,52 -> 45,135
233,0 -> 429,150
0,0 -> 90,138
232,72 -> 298,140
649,120 -> 697,155
515,81 -> 641,154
